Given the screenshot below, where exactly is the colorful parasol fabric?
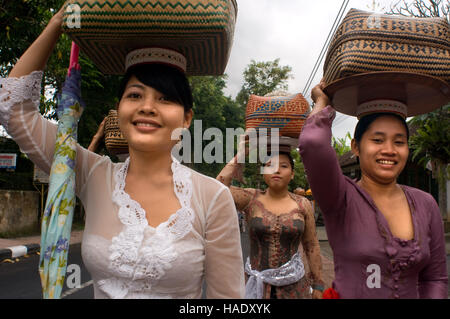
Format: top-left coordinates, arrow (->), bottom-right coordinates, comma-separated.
39,43 -> 84,299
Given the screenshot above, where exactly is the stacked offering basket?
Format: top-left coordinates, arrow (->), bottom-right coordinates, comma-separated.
245,93 -> 310,152
323,8 -> 450,117
62,0 -> 237,75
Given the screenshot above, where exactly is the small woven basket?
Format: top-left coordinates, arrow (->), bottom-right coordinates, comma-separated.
323,8 -> 450,85
104,109 -> 129,155
245,93 -> 310,139
62,0 -> 237,75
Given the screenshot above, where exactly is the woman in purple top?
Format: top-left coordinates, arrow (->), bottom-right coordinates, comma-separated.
298,81 -> 448,299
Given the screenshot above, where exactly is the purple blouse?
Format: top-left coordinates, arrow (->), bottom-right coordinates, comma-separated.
298,106 -> 448,299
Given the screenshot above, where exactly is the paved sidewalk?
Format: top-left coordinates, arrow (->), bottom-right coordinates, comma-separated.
316,227 -> 335,289
0,230 -> 84,250
0,230 -> 84,261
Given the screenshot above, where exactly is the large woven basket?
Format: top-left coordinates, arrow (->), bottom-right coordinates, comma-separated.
62,0 -> 237,75
104,109 -> 129,155
245,93 -> 309,139
323,8 -> 450,85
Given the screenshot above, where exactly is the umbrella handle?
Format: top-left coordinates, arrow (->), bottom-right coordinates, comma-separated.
68,42 -> 80,76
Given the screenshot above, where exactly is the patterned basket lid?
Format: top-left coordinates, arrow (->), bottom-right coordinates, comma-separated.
245,93 -> 310,138
62,0 -> 238,75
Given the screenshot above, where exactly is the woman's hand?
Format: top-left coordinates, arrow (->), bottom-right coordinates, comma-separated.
88,118 -> 106,152
94,118 -> 106,140
48,6 -> 65,34
216,131 -> 250,186
235,131 -> 251,164
308,79 -> 331,118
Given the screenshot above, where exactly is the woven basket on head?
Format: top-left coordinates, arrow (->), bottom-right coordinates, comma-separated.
104,109 -> 129,155
323,8 -> 450,85
62,0 -> 238,75
322,8 -> 450,117
245,93 -> 310,139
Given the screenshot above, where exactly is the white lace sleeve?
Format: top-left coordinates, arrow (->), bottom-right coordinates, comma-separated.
204,186 -> 245,298
0,71 -> 102,195
0,71 -> 43,131
0,71 -> 59,173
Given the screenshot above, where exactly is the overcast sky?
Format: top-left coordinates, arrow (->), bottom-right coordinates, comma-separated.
223,0 -> 403,140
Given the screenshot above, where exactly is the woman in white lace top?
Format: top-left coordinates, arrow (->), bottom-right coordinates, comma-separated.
0,7 -> 245,299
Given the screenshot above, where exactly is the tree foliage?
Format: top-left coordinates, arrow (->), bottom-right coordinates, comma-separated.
0,0 -> 64,75
389,0 -> 449,20
235,59 -> 293,107
409,104 -> 450,166
332,132 -> 352,157
290,149 -> 308,191
187,75 -> 244,177
0,1 -> 123,149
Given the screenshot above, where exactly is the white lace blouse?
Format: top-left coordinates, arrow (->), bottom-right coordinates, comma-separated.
0,71 -> 245,299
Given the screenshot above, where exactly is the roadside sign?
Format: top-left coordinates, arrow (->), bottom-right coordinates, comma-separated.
0,153 -> 17,170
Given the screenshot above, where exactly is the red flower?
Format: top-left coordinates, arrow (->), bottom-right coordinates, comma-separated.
322,288 -> 340,299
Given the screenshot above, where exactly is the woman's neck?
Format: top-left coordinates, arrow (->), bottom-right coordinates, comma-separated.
358,174 -> 399,198
127,149 -> 173,179
266,187 -> 290,199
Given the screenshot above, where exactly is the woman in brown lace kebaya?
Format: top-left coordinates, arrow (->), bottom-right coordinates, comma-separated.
217,151 -> 324,299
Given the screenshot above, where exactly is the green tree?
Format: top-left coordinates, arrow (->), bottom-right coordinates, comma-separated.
235,59 -> 293,108
408,105 -> 450,219
0,0 -> 64,75
332,132 -> 352,157
409,105 -> 450,167
187,75 -> 244,177
0,1 -> 122,150
388,0 -> 450,220
290,149 -> 309,192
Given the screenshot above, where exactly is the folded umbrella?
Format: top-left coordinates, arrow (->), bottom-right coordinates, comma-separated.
39,42 -> 84,299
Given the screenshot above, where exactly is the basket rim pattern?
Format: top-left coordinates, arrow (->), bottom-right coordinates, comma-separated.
62,0 -> 237,75
324,8 -> 450,73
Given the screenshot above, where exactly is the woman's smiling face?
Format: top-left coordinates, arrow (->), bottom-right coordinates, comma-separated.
352,115 -> 409,185
118,76 -> 192,153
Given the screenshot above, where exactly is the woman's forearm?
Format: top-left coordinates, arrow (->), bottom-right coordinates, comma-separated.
9,7 -> 64,78
216,156 -> 241,187
87,119 -> 106,152
87,136 -> 101,152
